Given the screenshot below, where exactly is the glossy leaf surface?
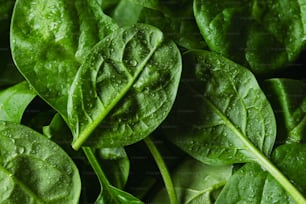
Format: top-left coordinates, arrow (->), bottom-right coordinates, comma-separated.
11,0 -> 118,115
0,122 -> 81,203
164,50 -> 276,165
68,24 -> 182,149
194,0 -> 306,75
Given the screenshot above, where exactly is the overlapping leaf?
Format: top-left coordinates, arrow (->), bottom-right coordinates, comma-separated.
11,0 -> 118,115
0,122 -> 81,203
164,50 -> 276,164
68,24 -> 182,149
194,0 -> 306,75
264,79 -> 306,143
216,144 -> 306,203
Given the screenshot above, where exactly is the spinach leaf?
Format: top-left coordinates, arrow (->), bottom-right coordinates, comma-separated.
10,0 -> 118,115
150,159 -> 232,204
83,147 -> 144,204
101,0 -> 120,12
0,81 -> 36,123
164,50 -> 276,165
163,50 -> 306,202
68,24 -> 181,149
111,1 -> 143,26
42,113 -> 79,158
128,0 -> 191,15
0,122 -> 81,203
263,79 -> 306,144
129,0 -> 206,49
97,147 -> 130,189
193,0 -> 306,75
216,144 -> 306,203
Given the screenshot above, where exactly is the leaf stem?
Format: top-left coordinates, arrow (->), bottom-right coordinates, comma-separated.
144,137 -> 178,204
82,147 -> 110,186
254,150 -> 306,204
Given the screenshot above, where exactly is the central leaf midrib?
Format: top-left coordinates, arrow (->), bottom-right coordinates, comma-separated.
0,165 -> 44,203
201,95 -> 306,203
72,40 -> 162,150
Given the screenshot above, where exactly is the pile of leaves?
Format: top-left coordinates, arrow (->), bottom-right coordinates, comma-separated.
1,0 -> 306,203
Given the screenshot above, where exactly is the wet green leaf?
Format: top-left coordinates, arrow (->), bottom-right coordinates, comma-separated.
0,122 -> 81,203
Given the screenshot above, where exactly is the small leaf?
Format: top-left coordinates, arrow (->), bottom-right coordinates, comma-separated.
0,81 -> 36,123
0,121 -> 81,203
97,147 -> 130,189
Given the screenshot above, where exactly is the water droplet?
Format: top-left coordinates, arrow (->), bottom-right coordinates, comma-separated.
130,60 -> 138,66
66,168 -> 73,175
17,146 -> 25,154
0,121 -> 7,126
10,138 -> 15,144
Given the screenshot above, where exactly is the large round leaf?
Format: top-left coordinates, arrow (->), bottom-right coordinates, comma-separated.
68,24 -> 182,149
163,50 -> 276,165
0,121 -> 81,203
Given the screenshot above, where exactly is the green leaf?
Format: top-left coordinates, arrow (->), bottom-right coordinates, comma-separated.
111,1 -> 143,26
129,0 -> 206,49
68,24 -> 181,149
162,50 -> 306,203
0,81 -> 36,123
138,7 -> 206,50
150,158 -> 232,204
216,144 -> 306,203
263,79 -> 306,143
83,147 -> 144,204
11,0 -> 118,115
128,0 -> 165,12
164,50 -> 276,165
129,0 -> 192,15
97,147 -> 130,189
42,113 -> 80,157
193,0 -> 306,75
0,121 -> 81,203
